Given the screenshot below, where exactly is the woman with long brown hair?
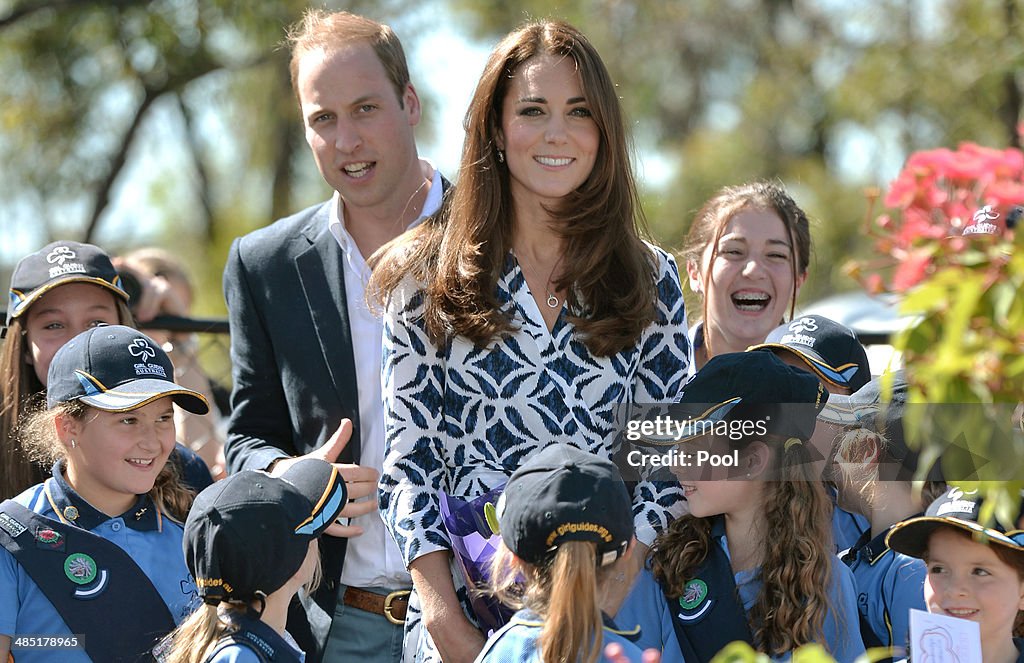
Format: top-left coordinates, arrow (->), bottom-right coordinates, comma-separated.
371,19 -> 689,663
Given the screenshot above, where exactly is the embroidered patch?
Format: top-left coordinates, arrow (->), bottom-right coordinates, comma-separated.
0,512 -> 27,538
679,578 -> 708,610
675,577 -> 714,623
35,527 -> 65,551
64,553 -> 98,585
73,569 -> 109,600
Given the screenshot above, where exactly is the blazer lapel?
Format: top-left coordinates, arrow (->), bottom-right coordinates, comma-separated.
295,209 -> 360,463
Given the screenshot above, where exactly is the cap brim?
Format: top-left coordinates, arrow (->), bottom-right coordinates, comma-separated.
749,343 -> 858,389
887,516 -> 1024,559
816,392 -> 860,426
281,459 -> 348,537
78,378 -> 210,414
10,276 -> 128,322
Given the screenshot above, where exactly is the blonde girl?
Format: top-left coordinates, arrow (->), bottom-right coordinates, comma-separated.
479,444 -> 645,663
161,457 -> 346,663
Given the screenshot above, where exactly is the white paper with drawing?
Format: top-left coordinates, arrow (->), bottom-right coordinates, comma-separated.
908,608 -> 982,662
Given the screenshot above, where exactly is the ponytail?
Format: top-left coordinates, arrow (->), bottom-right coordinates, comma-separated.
541,542 -> 604,663
161,603 -> 240,663
487,541 -> 609,663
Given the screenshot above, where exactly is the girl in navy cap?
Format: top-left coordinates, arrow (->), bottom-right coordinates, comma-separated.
1,240 -> 213,499
479,444 -> 646,663
0,325 -> 210,662
887,488 -> 1024,663
161,458 -> 347,662
618,351 -> 864,663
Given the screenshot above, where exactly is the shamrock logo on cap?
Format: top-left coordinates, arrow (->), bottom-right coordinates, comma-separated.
46,246 -> 77,266
128,338 -> 157,361
788,317 -> 818,334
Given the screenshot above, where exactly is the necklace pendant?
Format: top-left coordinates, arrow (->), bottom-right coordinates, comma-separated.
546,294 -> 560,309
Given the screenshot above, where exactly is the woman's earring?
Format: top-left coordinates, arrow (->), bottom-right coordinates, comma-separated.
496,149 -> 505,164
70,439 -> 77,449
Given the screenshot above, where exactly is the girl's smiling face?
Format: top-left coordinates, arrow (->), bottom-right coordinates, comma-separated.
24,282 -> 121,384
689,208 -> 805,355
924,527 -> 1024,648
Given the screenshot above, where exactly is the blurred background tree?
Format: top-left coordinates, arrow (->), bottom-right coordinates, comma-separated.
1,0 -> 1022,316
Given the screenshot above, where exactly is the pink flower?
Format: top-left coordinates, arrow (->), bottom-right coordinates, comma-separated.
891,251 -> 932,292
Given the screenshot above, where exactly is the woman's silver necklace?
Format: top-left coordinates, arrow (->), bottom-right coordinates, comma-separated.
513,249 -> 561,308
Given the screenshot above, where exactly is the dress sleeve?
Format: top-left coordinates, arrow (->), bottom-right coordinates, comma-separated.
632,247 -> 691,545
379,282 -> 452,566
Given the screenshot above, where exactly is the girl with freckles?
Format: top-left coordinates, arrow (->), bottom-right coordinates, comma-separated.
887,487 -> 1024,663
682,182 -> 811,373
371,19 -> 689,663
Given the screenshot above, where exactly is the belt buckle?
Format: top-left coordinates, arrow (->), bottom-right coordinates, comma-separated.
383,590 -> 411,625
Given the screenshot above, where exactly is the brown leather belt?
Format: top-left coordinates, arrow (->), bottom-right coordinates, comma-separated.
342,587 -> 411,625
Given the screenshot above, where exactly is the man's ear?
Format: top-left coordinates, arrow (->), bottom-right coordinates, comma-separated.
403,83 -> 421,127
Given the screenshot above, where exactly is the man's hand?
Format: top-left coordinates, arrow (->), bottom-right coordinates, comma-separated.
604,642 -> 661,663
269,419 -> 379,537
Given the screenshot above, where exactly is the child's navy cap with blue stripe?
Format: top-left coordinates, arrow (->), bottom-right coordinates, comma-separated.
46,324 -> 208,414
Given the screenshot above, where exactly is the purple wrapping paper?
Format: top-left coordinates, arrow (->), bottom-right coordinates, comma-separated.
439,485 -> 517,633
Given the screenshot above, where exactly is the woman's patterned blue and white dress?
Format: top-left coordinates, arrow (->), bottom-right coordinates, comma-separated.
380,245 -> 690,663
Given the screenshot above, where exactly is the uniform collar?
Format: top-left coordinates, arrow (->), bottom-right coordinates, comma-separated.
222,611 -> 304,663
843,517 -> 922,566
46,461 -> 161,532
511,609 -> 641,642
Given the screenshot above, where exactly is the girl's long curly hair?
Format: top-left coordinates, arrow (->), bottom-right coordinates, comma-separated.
370,20 -> 657,357
650,437 -> 844,657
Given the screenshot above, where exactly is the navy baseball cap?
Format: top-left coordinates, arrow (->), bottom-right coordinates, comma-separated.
748,315 -> 870,391
184,459 -> 348,603
496,445 -> 633,567
6,241 -> 128,328
636,351 -> 828,446
46,325 -> 208,414
887,487 -> 1024,559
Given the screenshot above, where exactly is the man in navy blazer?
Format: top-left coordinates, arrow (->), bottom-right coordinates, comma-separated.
222,10 -> 447,663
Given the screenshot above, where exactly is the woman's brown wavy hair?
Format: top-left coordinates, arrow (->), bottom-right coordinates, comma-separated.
649,437 -> 846,657
370,20 -> 656,357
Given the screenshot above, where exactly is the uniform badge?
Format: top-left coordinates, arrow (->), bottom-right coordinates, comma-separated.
63,506 -> 80,522
35,527 -> 65,551
0,512 -> 27,538
65,552 -> 109,599
676,578 -> 713,622
65,553 -> 97,584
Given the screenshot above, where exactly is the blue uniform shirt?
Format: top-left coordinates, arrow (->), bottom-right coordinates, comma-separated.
206,611 -> 305,663
840,526 -> 926,656
619,534 -> 866,663
0,468 -> 198,663
476,609 -> 645,663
